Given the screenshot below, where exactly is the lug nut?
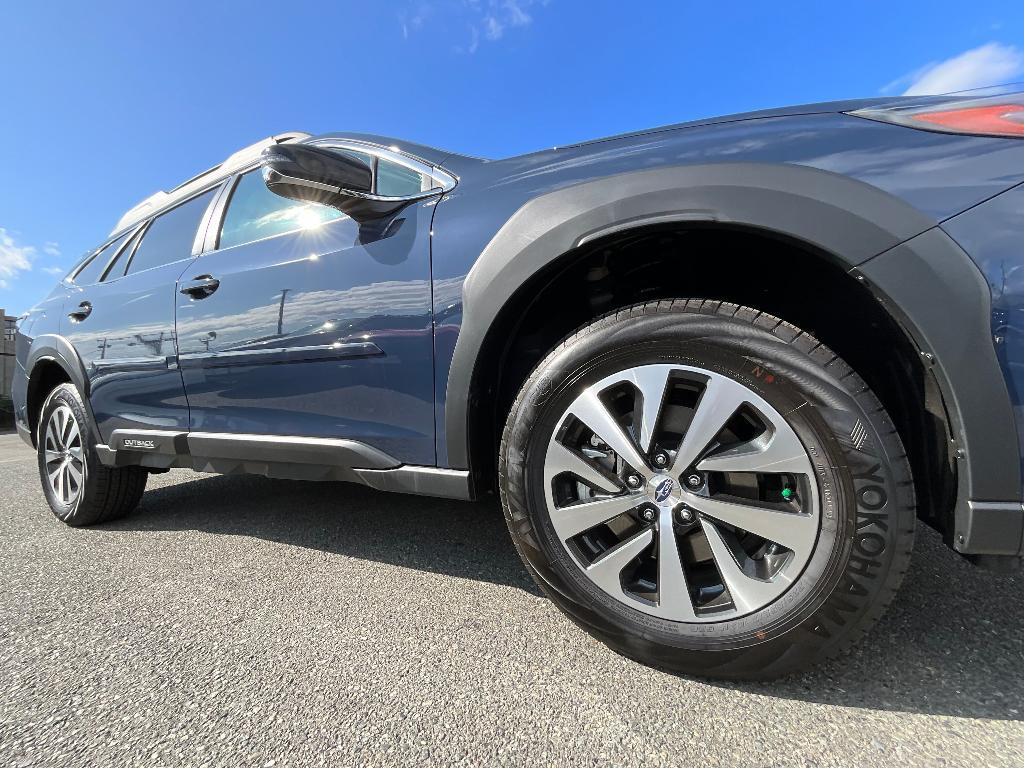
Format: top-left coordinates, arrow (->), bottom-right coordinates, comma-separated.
676,506 -> 694,524
626,474 -> 642,489
686,473 -> 703,489
639,506 -> 657,523
653,452 -> 669,468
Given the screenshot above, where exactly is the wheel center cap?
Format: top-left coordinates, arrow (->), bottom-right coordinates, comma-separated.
649,474 -> 676,505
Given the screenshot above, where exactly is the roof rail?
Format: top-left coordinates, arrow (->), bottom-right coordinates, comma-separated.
110,131 -> 311,236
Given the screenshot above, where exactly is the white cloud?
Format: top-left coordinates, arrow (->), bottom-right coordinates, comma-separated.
403,0 -> 545,53
399,2 -> 432,40
44,241 -> 60,257
0,228 -> 37,291
888,42 -> 1024,96
482,1 -> 532,41
42,266 -> 65,276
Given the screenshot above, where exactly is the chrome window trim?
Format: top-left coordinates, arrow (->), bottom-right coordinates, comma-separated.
98,224 -> 146,282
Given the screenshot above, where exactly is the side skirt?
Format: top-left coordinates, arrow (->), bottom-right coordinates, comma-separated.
95,429 -> 473,501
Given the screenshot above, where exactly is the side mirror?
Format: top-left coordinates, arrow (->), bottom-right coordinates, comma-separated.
260,144 -> 404,221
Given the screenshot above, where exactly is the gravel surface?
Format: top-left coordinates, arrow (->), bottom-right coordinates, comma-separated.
0,433 -> 1022,767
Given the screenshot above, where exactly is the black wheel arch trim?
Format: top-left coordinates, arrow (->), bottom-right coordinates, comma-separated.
444,162 -> 1021,555
22,334 -> 99,448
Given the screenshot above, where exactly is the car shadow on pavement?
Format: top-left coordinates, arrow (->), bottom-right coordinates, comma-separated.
110,472 -> 1022,722
116,471 -> 543,595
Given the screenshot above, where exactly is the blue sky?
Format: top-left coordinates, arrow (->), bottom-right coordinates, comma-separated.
2,0 -> 1023,314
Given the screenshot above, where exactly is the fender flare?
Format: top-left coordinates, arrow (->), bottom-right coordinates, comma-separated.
441,162 -> 1018,514
23,334 -> 99,444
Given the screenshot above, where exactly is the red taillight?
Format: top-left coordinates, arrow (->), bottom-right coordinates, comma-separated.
849,89 -> 1024,139
910,104 -> 1024,136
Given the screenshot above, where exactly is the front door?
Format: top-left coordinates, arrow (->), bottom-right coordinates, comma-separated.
175,157 -> 438,466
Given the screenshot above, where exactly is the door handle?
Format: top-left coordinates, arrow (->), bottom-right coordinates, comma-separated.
180,275 -> 220,299
67,301 -> 92,323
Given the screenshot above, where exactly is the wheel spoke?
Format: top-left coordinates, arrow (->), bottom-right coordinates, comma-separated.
671,376 -> 750,474
59,409 -> 73,446
65,418 -> 81,449
584,528 -> 654,595
54,461 -> 65,501
657,507 -> 697,620
551,493 -> 644,542
66,460 -> 83,487
568,388 -> 650,475
62,464 -> 73,501
690,493 -> 816,558
67,446 -> 85,463
44,449 -> 63,465
545,441 -> 622,495
46,420 -> 61,452
697,423 -> 811,475
626,365 -> 673,454
701,519 -> 785,614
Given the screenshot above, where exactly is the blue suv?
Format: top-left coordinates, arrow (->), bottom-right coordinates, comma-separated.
13,89 -> 1024,678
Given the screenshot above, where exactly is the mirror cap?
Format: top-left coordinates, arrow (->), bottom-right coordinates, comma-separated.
260,143 -> 373,206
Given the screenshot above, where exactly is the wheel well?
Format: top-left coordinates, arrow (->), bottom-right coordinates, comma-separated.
468,224 -> 956,533
25,359 -> 72,446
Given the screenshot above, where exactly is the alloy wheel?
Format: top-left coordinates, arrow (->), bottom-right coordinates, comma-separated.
542,364 -> 820,622
43,405 -> 86,506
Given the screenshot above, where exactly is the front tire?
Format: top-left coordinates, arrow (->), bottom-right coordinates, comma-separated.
499,300 -> 915,679
37,383 -> 147,526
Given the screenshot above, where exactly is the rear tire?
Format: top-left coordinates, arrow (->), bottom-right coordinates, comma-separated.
499,300 -> 915,679
36,383 -> 147,527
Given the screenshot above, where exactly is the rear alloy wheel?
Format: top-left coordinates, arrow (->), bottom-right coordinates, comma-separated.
500,300 -> 915,679
42,404 -> 87,507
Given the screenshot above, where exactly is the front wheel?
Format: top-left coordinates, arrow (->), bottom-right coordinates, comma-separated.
37,383 -> 147,526
499,301 -> 915,679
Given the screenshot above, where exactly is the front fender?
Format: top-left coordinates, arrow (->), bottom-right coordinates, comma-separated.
443,161 -> 937,468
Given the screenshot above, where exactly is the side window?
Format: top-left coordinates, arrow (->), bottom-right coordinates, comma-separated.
376,159 -> 430,197
125,189 -> 216,275
71,232 -> 130,285
218,169 -> 345,251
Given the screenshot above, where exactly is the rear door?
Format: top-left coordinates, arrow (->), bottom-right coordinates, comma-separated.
174,147 -> 440,466
64,188 -> 219,441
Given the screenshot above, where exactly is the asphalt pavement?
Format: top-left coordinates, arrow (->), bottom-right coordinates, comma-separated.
0,432 -> 1022,767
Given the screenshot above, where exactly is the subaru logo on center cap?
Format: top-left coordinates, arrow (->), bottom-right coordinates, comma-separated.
654,477 -> 675,503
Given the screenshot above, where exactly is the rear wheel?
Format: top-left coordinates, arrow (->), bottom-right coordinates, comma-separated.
37,383 -> 147,526
499,300 -> 915,679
